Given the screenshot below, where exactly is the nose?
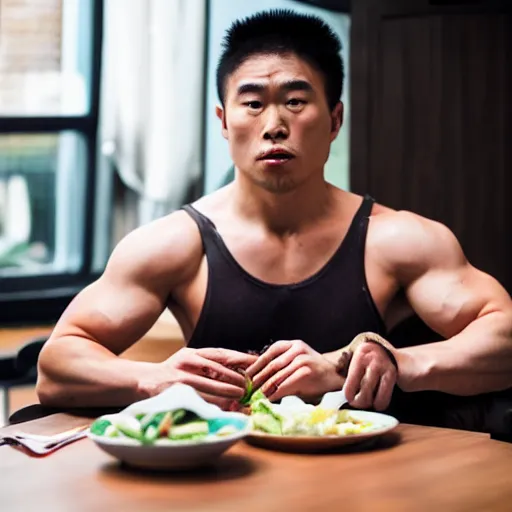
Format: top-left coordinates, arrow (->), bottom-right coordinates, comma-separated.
262,106 -> 289,141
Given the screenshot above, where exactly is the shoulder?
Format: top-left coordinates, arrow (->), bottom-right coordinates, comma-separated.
104,208 -> 205,291
189,184 -> 233,220
367,206 -> 467,282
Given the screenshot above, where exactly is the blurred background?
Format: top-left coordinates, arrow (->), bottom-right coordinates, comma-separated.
0,0 -> 510,324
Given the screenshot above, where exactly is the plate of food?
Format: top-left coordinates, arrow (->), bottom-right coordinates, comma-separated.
244,389 -> 399,452
87,383 -> 250,470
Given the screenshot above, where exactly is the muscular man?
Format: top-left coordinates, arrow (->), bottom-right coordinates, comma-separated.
37,11 -> 512,422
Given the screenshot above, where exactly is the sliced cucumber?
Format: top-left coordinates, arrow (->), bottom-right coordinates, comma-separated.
140,411 -> 167,432
104,425 -> 119,438
169,420 -> 209,440
143,425 -> 159,444
111,415 -> 143,440
172,409 -> 187,424
140,412 -> 159,431
90,418 -> 113,436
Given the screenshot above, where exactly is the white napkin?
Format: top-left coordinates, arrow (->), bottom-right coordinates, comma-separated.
0,426 -> 88,455
122,383 -> 242,420
271,388 -> 348,417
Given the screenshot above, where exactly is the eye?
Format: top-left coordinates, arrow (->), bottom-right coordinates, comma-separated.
287,98 -> 306,109
244,100 -> 263,110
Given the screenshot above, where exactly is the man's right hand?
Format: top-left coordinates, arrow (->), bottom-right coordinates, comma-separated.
160,347 -> 257,410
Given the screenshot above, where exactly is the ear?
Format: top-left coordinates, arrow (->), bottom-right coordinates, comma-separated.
329,101 -> 344,141
216,105 -> 228,140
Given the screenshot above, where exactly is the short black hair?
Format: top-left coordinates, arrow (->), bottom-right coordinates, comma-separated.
216,9 -> 344,111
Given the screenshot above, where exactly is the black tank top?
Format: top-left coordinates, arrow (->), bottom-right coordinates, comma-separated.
182,195 -> 386,354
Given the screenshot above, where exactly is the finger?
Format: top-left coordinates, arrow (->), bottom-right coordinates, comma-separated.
197,348 -> 257,369
267,366 -> 311,402
198,392 -> 239,412
260,357 -> 305,397
373,371 -> 396,411
180,373 -> 245,399
251,347 -> 301,389
246,340 -> 294,379
343,355 -> 366,402
192,356 -> 247,388
352,367 -> 380,410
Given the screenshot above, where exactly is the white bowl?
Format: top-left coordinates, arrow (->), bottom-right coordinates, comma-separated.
87,384 -> 251,470
88,414 -> 250,470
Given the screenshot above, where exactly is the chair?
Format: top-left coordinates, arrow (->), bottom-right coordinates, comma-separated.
0,336 -> 47,425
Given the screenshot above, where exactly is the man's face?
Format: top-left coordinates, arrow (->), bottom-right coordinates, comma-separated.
216,53 -> 343,194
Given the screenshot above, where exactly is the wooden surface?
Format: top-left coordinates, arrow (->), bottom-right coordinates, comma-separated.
1,414 -> 512,511
0,311 -> 184,360
0,325 -> 53,352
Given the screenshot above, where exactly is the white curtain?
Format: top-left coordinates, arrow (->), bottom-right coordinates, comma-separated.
0,175 -> 31,247
100,0 -> 206,229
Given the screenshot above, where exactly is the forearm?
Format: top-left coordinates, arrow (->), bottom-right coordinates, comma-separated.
397,311 -> 512,395
322,345 -> 351,365
37,337 -> 170,408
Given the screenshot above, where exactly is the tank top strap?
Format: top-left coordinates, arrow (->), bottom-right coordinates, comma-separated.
337,194 -> 375,249
354,194 -> 375,248
349,194 -> 386,333
358,194 -> 375,218
181,204 -> 220,254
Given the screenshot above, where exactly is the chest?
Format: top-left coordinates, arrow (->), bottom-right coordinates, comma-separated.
186,260 -> 389,353
216,223 -> 350,286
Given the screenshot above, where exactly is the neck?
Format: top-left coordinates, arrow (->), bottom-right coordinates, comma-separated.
231,170 -> 335,235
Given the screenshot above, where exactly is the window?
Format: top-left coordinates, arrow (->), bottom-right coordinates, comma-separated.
0,0 -> 105,323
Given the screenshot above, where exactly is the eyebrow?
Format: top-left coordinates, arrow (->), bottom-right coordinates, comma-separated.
236,79 -> 313,96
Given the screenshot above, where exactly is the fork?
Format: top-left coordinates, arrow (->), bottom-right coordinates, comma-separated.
0,425 -> 89,455
317,388 -> 348,410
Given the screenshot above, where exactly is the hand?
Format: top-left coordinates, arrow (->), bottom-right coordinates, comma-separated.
246,340 -> 344,402
343,342 -> 397,411
161,347 -> 257,409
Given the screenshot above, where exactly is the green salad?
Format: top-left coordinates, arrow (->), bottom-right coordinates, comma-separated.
247,389 -> 376,437
90,409 -> 245,445
239,371 -> 255,406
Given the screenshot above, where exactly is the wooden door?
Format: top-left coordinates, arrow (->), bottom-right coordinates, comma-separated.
350,0 -> 512,291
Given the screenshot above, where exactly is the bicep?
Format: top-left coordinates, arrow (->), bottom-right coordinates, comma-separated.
404,230 -> 511,340
405,264 -> 500,338
379,212 -> 511,339
47,213 -> 200,355
51,273 -> 166,355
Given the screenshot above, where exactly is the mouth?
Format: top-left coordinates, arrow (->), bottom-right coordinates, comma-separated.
257,149 -> 295,165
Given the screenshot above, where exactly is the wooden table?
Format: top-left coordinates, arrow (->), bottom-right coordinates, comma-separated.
2,414 -> 512,511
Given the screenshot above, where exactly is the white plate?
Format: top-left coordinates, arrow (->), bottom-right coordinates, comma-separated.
88,416 -> 250,470
246,410 -> 399,452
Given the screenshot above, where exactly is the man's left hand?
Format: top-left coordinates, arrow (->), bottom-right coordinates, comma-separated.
343,341 -> 397,411
246,340 -> 344,401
